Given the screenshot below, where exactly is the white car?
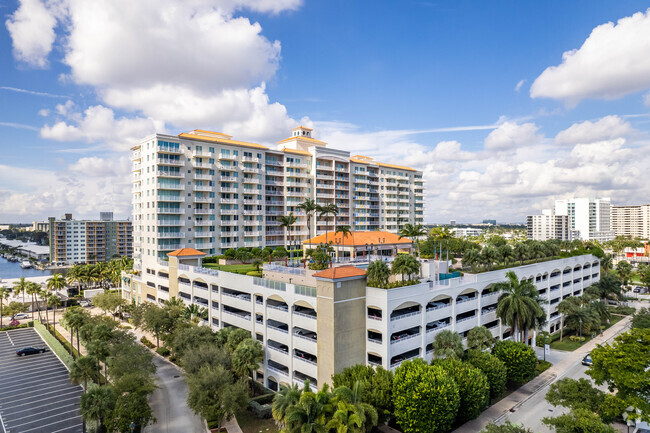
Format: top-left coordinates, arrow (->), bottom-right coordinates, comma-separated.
79,300 -> 91,307
13,313 -> 28,320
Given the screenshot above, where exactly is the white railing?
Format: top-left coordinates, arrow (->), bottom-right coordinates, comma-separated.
367,315 -> 382,321
268,346 -> 288,355
455,315 -> 477,324
268,305 -> 289,313
267,365 -> 289,376
294,355 -> 317,366
223,310 -> 250,321
367,337 -> 382,344
390,333 -> 420,344
269,325 -> 289,334
390,311 -> 421,322
426,304 -> 451,312
294,311 -> 317,320
293,332 -> 316,342
426,323 -> 450,333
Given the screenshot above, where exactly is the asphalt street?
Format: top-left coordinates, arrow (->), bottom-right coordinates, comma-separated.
0,328 -> 83,433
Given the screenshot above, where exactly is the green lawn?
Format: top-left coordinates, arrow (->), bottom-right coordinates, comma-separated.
203,263 -> 262,277
236,410 -> 279,433
550,315 -> 623,351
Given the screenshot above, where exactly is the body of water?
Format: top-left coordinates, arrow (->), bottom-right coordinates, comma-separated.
0,256 -> 54,279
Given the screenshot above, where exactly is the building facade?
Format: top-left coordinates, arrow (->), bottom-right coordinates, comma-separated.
122,251 -> 598,391
526,209 -> 571,241
131,128 -> 425,271
611,204 -> 650,240
48,213 -> 133,264
554,197 -> 615,242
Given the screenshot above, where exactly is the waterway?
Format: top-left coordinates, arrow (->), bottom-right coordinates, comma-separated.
0,256 -> 54,279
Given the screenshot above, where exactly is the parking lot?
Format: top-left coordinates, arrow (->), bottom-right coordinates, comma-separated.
0,328 -> 83,433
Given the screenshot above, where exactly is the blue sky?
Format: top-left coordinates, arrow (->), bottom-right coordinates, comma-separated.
1,0 -> 650,223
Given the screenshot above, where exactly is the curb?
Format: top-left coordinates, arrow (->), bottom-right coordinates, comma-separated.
493,372 -> 558,424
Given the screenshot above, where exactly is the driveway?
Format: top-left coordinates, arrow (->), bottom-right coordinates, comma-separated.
143,352 -> 205,433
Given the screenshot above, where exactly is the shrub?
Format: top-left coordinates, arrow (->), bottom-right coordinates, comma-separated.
332,364 -> 394,423
393,358 -> 460,433
466,350 -> 508,400
249,400 -> 272,418
535,331 -> 552,347
608,305 -> 635,316
536,360 -> 552,375
433,358 -> 490,422
568,336 -> 586,343
156,347 -> 171,357
632,308 -> 650,329
1,323 -> 29,331
492,340 -> 537,385
140,336 -> 155,349
246,271 -> 262,277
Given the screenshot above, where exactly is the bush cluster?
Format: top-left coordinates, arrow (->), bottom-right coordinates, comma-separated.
140,336 -> 155,349
466,350 -> 508,400
492,340 -> 537,385
156,346 -> 171,356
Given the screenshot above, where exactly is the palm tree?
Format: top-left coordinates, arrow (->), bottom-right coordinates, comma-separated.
272,383 -> 304,427
557,297 -> 580,342
498,244 -> 513,266
600,254 -> 613,272
284,386 -> 333,433
398,223 -> 427,257
463,249 -> 480,272
64,307 -> 88,357
530,241 -> 547,263
513,243 -> 529,265
39,288 -> 49,324
335,225 -> 352,262
429,226 -> 455,241
391,254 -> 420,282
328,381 -> 378,433
564,305 -> 600,338
480,246 -> 499,271
494,271 -> 546,343
366,260 -> 390,288
67,266 -> 82,296
0,287 -> 11,330
47,295 -> 62,335
232,339 -> 264,392
70,355 -> 99,392
432,329 -> 464,359
319,203 -> 339,245
12,277 -> 28,313
25,282 -> 41,320
279,213 -> 298,265
298,199 -> 319,249
80,384 -> 115,433
585,273 -> 623,302
47,273 -> 66,294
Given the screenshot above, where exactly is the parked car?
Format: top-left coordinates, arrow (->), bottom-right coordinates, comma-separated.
13,313 -> 28,320
633,287 -> 642,293
582,354 -> 593,366
16,347 -> 48,356
79,300 -> 91,307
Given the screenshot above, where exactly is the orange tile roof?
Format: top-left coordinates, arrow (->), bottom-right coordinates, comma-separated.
303,231 -> 412,246
193,129 -> 232,137
313,266 -> 367,279
281,147 -> 312,156
178,133 -> 269,150
168,248 -> 207,257
350,157 -> 371,165
277,136 -> 327,145
376,162 -> 417,172
291,126 -> 313,131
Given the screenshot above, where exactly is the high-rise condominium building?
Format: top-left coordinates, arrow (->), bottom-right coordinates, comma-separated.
611,204 -> 650,240
48,213 -> 133,264
526,209 -> 571,241
131,128 -> 424,270
554,197 -> 615,242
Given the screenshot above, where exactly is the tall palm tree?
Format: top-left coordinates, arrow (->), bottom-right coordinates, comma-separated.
80,384 -> 115,433
39,288 -> 49,324
530,241 -> 547,263
47,273 -> 66,295
557,297 -> 580,342
391,254 -> 420,282
64,307 -> 88,357
585,273 -> 623,302
494,271 -> 546,343
328,381 -> 378,433
273,383 -> 304,427
25,282 -> 41,320
47,294 -> 62,336
285,386 -> 333,433
12,277 -> 28,312
429,226 -> 455,241
513,243 -> 529,265
335,225 -> 352,262
319,203 -> 339,245
366,260 -> 390,288
600,254 -> 613,272
463,249 -> 480,272
298,199 -> 319,249
70,355 -> 99,392
480,246 -> 499,271
498,244 -> 513,266
432,329 -> 464,359
0,287 -> 11,330
398,223 -> 427,257
279,213 -> 298,265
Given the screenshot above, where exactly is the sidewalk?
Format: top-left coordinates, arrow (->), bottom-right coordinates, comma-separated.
453,315 -> 633,433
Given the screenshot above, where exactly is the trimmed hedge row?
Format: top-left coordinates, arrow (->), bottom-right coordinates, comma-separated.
33,320 -> 75,370
0,321 -> 33,332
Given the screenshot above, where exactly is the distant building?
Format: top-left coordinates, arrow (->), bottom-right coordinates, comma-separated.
482,219 -> 496,225
554,197 -> 615,242
611,204 -> 650,240
526,209 -> 571,241
32,221 -> 49,232
48,213 -> 132,264
452,227 -> 483,238
0,238 -> 49,261
449,220 -> 456,226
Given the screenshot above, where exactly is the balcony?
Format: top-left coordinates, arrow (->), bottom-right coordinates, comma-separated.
194,173 -> 212,180
220,187 -> 238,193
220,176 -> 237,182
158,171 -> 183,178
157,232 -> 185,239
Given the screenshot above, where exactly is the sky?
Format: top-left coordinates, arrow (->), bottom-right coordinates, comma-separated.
1,0 -> 650,224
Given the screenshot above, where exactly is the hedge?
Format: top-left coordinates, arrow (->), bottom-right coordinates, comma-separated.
0,321 -> 33,332
140,336 -> 156,349
156,346 -> 171,357
33,320 -> 75,370
249,399 -> 272,418
492,340 -> 537,385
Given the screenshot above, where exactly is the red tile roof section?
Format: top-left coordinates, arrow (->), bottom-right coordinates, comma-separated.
312,266 -> 367,279
303,231 -> 412,246
167,248 -> 207,257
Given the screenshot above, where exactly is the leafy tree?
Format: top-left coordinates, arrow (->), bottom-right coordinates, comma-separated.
616,260 -> 633,287
80,384 -> 116,433
587,328 -> 650,418
495,271 -> 546,343
491,340 -> 537,385
224,248 -> 237,259
632,308 -> 650,329
366,260 -> 390,288
0,286 -> 11,329
433,358 -> 490,422
182,344 -> 231,375
187,365 -> 250,431
4,301 -> 26,320
332,364 -> 394,423
545,378 -> 626,424
110,390 -> 155,433
542,408 -> 617,433
466,350 -> 507,400
480,422 -> 532,433
231,338 -> 263,389
467,326 -> 495,351
142,303 -> 174,347
169,325 -> 219,359
92,291 -> 126,317
272,246 -> 288,260
432,329 -> 464,359
392,358 -> 460,433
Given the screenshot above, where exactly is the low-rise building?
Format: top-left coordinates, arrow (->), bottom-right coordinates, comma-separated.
452,227 -> 484,238
122,249 -> 599,391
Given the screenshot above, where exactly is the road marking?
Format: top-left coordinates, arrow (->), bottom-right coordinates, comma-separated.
18,414 -> 82,433
50,425 -> 84,433
8,408 -> 80,429
0,389 -> 81,412
0,375 -> 73,395
5,334 -> 12,346
0,411 -> 6,433
0,386 -> 80,407
1,396 -> 80,418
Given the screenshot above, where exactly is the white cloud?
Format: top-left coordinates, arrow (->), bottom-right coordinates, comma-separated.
41,105 -> 164,151
531,9 -> 650,105
555,115 -> 632,145
515,79 -> 525,92
5,0 -> 58,68
484,121 -> 542,151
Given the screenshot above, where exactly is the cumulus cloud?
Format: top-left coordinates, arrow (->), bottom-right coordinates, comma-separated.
41,105 -> 164,151
555,115 -> 632,145
531,9 -> 650,105
5,0 -> 58,68
484,121 -> 542,151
